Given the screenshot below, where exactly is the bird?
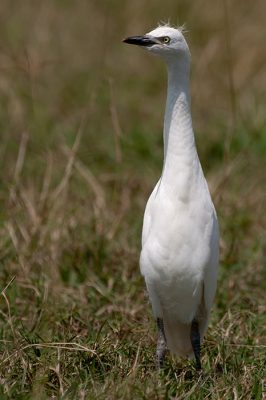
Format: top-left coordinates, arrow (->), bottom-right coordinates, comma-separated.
122,24 -> 219,373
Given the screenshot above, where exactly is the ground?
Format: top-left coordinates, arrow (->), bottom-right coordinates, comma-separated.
0,0 -> 266,398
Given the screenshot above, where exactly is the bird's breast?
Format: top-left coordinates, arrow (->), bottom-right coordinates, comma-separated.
140,180 -> 217,282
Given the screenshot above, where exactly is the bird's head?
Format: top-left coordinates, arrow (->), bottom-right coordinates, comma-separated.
122,24 -> 190,66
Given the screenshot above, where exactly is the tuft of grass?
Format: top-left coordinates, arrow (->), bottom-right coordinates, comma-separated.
0,0 -> 266,398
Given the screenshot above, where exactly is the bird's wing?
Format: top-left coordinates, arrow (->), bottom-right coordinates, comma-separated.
141,180 -> 161,247
141,198 -> 152,248
204,216 -> 220,312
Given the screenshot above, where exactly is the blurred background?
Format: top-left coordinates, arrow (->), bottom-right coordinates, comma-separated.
0,0 -> 266,397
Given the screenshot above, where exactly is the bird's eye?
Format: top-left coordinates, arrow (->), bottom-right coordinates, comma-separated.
163,37 -> 170,43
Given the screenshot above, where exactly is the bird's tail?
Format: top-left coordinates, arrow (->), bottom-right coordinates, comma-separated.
163,298 -> 209,359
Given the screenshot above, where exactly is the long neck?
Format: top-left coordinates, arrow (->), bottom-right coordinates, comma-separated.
160,61 -> 201,200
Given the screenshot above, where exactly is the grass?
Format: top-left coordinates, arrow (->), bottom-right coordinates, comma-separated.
0,0 -> 266,398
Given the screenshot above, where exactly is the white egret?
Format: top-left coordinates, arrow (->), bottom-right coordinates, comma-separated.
123,25 -> 219,372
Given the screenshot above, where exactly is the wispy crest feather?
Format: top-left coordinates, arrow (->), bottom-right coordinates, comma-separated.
157,20 -> 188,36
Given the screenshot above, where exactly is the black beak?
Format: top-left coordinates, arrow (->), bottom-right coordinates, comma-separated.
122,35 -> 160,47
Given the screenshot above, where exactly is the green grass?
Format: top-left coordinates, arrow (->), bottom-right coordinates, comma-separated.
1,0 -> 266,398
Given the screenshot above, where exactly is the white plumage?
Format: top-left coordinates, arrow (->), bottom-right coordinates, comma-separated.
123,25 -> 219,368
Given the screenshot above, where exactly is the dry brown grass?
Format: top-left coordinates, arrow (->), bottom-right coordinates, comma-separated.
0,0 -> 266,398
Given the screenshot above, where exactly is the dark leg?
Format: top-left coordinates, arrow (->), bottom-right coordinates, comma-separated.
156,318 -> 167,370
190,318 -> 202,372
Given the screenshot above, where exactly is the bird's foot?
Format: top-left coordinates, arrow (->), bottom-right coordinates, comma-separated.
196,369 -> 205,388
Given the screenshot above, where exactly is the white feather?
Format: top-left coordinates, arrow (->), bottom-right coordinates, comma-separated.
138,26 -> 219,358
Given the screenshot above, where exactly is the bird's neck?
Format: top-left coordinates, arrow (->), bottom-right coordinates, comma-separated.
161,62 -> 200,198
